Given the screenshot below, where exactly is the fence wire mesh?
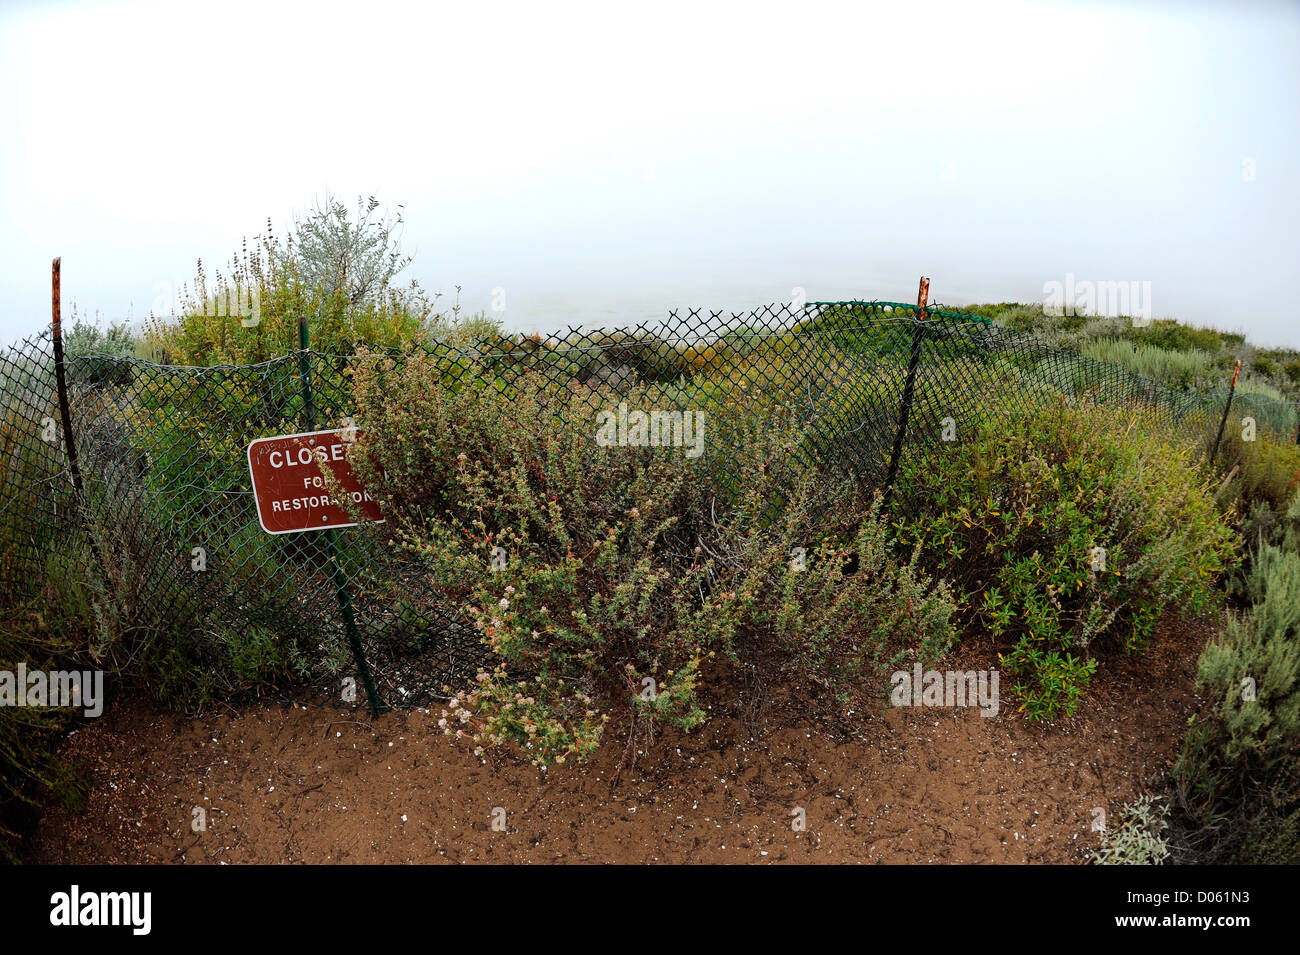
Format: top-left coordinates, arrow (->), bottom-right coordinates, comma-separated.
2,301 -> 1296,709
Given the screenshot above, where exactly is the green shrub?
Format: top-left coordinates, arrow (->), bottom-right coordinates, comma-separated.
0,612 -> 87,863
379,600 -> 442,656
2,540 -> 92,861
435,310 -> 506,347
347,349 -> 957,765
1089,795 -> 1171,865
1003,641 -> 1097,721
144,197 -> 445,366
1197,542 -> 1300,764
226,626 -> 292,690
38,452 -> 289,708
1215,431 -> 1300,517
1170,498 -> 1300,863
1079,338 -> 1213,390
1130,319 -> 1240,355
893,400 -> 1238,719
582,329 -> 690,384
961,302 -> 1044,333
1235,379 -> 1286,403
141,632 -> 216,710
1253,355 -> 1279,378
64,317 -> 136,385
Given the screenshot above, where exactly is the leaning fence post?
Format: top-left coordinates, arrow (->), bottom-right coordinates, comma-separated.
51,258 -> 84,495
1209,358 -> 1241,463
882,276 -> 930,503
51,257 -> 104,571
297,313 -> 383,718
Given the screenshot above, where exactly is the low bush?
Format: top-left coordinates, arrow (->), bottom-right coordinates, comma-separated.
892,400 -> 1238,720
0,611 -> 87,863
226,625 -> 293,691
1130,319 -> 1243,355
1235,379 -> 1287,403
1088,795 -> 1171,865
970,302 -> 1048,334
1170,491 -> 1300,863
1198,543 -> 1300,764
1,493 -> 95,860
34,462 -> 293,709
1214,431 -> 1300,520
346,349 -> 958,765
1078,338 -> 1213,390
63,316 -> 136,385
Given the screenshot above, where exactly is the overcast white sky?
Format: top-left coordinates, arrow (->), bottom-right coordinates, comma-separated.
1,0 -> 1297,347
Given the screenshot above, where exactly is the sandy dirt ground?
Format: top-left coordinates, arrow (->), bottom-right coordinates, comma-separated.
30,617 -> 1213,864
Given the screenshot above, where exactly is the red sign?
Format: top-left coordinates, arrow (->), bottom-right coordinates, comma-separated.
247,428 -> 384,535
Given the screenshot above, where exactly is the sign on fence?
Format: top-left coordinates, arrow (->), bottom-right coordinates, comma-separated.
247,428 -> 384,535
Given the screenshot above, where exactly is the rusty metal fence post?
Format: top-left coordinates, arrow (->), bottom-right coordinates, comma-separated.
50,257 -> 104,571
1209,358 -> 1241,462
882,276 -> 930,504
51,258 -> 83,494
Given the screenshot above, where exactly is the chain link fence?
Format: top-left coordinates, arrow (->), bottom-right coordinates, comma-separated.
2,300 -> 1296,711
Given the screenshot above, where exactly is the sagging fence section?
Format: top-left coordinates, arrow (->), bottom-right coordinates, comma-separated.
2,293 -> 1296,711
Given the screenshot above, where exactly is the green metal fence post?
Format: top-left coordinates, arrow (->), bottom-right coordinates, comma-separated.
882,277 -> 930,504
297,314 -> 383,718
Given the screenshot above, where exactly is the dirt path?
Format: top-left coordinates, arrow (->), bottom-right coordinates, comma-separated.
31,618 -> 1212,864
